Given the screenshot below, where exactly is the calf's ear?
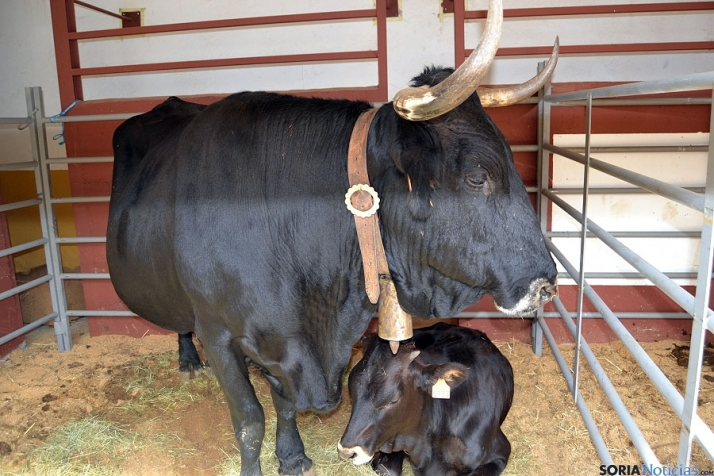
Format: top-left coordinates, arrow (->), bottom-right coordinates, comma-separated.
413,362 -> 469,393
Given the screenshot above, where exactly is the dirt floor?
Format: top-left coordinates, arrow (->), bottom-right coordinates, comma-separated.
1,318 -> 713,475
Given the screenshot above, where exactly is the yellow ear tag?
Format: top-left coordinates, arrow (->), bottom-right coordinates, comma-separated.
431,378 -> 451,399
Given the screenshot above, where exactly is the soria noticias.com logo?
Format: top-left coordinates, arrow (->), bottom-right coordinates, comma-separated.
599,464 -> 714,475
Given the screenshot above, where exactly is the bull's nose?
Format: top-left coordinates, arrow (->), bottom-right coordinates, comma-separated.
337,443 -> 355,462
337,442 -> 372,465
538,281 -> 557,303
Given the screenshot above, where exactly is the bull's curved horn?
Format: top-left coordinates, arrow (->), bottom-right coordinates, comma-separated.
477,37 -> 560,107
392,0 -> 503,122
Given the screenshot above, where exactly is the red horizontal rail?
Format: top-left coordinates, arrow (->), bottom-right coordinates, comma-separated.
463,42 -> 714,57
69,9 -> 377,40
465,2 -> 714,19
51,0 -> 389,107
73,50 -> 379,77
74,0 -> 125,21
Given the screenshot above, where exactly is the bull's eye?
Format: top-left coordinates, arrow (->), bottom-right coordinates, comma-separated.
465,170 -> 489,190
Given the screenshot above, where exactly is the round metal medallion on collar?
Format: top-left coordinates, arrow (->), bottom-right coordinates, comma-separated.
345,183 -> 380,218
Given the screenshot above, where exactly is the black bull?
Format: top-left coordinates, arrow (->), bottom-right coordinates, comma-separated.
107,69 -> 557,475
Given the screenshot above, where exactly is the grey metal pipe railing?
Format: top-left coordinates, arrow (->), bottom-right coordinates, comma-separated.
0,198 -> 42,213
0,161 -> 38,171
0,312 -> 57,347
545,189 -> 705,320
66,310 -> 136,317
56,236 -> 106,243
539,70 -> 714,467
61,272 -> 111,280
0,238 -> 47,259
458,311 -> 691,319
545,71 -> 714,103
535,312 -> 614,466
0,274 -> 52,301
0,117 -> 32,125
41,113 -> 137,123
546,240 -> 714,461
51,196 -> 110,204
548,230 -> 700,239
550,295 -> 659,465
27,86 -> 72,351
544,144 -> 705,212
48,156 -> 113,164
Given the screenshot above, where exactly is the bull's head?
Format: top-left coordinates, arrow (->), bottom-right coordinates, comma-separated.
368,0 -> 558,319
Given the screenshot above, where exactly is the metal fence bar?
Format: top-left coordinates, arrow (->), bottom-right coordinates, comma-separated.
0,313 -> 58,347
41,113 -> 137,123
677,82 -> 714,466
535,312 -> 614,466
572,93 -> 593,403
459,311 -> 692,318
67,310 -> 136,317
0,162 -> 38,171
534,59 -> 552,356
50,196 -> 109,204
0,198 -> 42,213
545,71 -> 714,103
56,236 -> 106,243
27,86 -> 72,352
548,231 -> 700,239
544,144 -> 705,212
545,189 -> 704,319
540,72 -> 714,465
0,274 -> 51,301
551,295 -> 659,465
0,238 -> 48,259
0,117 -> 32,125
61,272 -> 110,280
48,157 -> 113,165
546,239 -> 714,461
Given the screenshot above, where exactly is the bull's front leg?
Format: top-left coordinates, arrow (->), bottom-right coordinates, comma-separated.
268,387 -> 314,475
198,322 -> 265,476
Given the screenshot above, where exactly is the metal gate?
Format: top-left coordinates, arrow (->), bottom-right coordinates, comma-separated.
0,86 -> 135,353
535,71 -> 714,467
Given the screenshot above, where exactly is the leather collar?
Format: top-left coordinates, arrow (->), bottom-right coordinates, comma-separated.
345,108 -> 388,304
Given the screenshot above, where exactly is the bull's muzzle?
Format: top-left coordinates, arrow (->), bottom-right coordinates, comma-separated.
495,277 -> 558,317
337,442 -> 373,465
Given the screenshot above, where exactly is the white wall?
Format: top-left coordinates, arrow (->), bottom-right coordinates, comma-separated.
2,0 -> 714,117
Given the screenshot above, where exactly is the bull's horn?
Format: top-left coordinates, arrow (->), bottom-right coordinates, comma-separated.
392,0 -> 503,121
477,37 -> 560,107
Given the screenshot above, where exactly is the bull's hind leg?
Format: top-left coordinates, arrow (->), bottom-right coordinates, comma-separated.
268,386 -> 314,475
198,323 -> 266,476
177,332 -> 204,379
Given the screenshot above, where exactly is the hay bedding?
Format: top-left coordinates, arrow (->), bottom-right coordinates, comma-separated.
0,319 -> 713,475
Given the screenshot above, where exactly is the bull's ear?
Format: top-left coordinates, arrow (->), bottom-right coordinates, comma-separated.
413,362 -> 469,393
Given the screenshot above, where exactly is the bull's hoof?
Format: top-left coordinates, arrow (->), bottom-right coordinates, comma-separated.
278,457 -> 314,476
179,362 -> 208,380
179,359 -> 208,380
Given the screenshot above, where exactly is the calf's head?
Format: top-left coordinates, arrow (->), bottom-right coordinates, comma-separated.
338,335 -> 468,465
